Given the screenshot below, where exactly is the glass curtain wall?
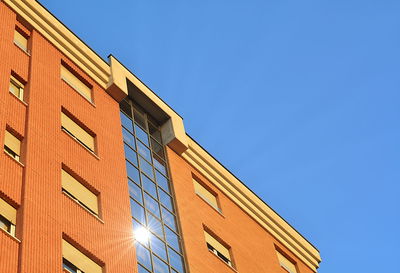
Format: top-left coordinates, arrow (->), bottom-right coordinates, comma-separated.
120,99 -> 186,273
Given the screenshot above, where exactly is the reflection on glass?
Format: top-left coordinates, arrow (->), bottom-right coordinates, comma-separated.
147,213 -> 164,239
142,175 -> 157,198
126,161 -> 140,184
156,171 -> 170,193
144,193 -> 161,218
125,144 -> 138,166
165,226 -> 181,252
162,207 -> 176,231
138,264 -> 150,273
135,242 -> 152,271
122,128 -> 135,148
135,124 -> 149,146
159,189 -> 174,211
153,154 -> 167,175
130,198 -> 146,224
137,140 -> 152,162
121,112 -> 133,131
150,233 -> 168,261
168,247 -> 185,273
153,255 -> 169,273
129,180 -> 143,204
120,100 -> 186,273
139,157 -> 154,179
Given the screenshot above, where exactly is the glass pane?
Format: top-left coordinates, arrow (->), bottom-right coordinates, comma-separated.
147,213 -> 164,239
128,180 -> 143,204
120,100 -> 132,118
135,242 -> 152,271
151,138 -> 165,158
126,161 -> 140,184
153,154 -> 167,175
132,219 -> 149,247
130,198 -> 146,224
144,193 -> 161,218
135,124 -> 149,146
149,123 -> 162,143
156,171 -> 170,193
137,140 -> 152,162
122,127 -> 135,148
168,247 -> 185,273
125,144 -> 138,166
139,157 -> 154,179
165,226 -> 181,252
142,175 -> 157,198
159,189 -> 174,211
153,255 -> 170,273
120,112 -> 133,131
138,264 -> 151,273
149,232 -> 168,261
134,110 -> 147,130
162,207 -> 177,230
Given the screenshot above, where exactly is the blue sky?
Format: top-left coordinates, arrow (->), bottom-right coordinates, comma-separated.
40,0 -> 400,272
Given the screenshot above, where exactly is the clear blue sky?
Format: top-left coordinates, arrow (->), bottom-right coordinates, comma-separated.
40,0 -> 399,272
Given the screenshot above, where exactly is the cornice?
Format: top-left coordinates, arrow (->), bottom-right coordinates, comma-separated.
4,0 -> 111,88
182,137 -> 321,272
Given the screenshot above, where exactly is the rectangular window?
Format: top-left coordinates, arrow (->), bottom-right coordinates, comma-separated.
62,169 -> 99,215
9,75 -> 24,101
0,197 -> 16,236
4,130 -> 21,161
277,250 -> 298,273
193,178 -> 221,212
61,64 -> 92,102
61,112 -> 95,152
62,239 -> 102,273
204,230 -> 232,266
14,28 -> 28,53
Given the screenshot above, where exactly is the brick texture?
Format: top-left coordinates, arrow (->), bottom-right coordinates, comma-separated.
0,2 -> 137,273
167,146 -> 315,273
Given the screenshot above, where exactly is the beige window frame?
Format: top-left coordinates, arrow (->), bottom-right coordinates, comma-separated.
62,239 -> 102,273
277,250 -> 298,273
0,197 -> 16,236
14,28 -> 28,53
61,112 -> 95,153
4,130 -> 21,161
61,64 -> 92,102
204,230 -> 232,267
193,178 -> 221,213
9,75 -> 24,101
62,168 -> 99,215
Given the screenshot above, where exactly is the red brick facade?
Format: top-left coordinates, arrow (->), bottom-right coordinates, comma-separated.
0,2 -> 319,272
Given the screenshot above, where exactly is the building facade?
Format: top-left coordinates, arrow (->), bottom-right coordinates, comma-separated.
0,1 -> 321,273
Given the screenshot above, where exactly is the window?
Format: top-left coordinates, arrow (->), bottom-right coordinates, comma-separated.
204,230 -> 232,267
62,239 -> 102,273
4,130 -> 21,161
62,168 -> 99,216
61,111 -> 95,152
9,74 -> 24,101
193,178 -> 221,212
14,28 -> 28,53
276,250 -> 298,273
0,197 -> 16,236
61,64 -> 92,102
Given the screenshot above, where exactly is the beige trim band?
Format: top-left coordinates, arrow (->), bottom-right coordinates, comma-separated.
3,1 -> 321,270
182,137 -> 321,272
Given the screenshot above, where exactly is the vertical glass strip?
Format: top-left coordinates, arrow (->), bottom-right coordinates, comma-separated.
120,99 -> 186,273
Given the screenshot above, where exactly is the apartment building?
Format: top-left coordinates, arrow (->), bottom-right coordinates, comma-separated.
0,1 -> 321,272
